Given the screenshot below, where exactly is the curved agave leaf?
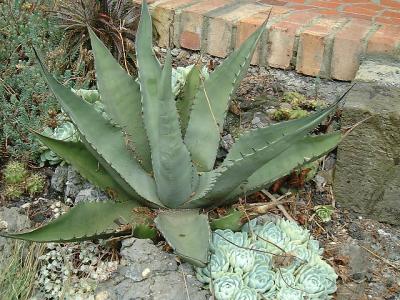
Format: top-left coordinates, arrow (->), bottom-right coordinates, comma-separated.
225,132 -> 342,201
153,52 -> 196,207
0,201 -> 143,242
136,0 -> 162,172
184,101 -> 341,208
176,64 -> 202,136
155,210 -> 210,267
36,133 -> 134,202
89,28 -> 152,172
34,50 -> 163,208
184,21 -> 267,171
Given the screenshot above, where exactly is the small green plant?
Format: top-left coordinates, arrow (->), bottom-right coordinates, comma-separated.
26,174 -> 46,196
0,240 -> 45,300
3,184 -> 24,200
273,108 -> 309,121
196,218 -> 338,299
314,205 -> 335,223
3,161 -> 27,184
2,1 -> 350,266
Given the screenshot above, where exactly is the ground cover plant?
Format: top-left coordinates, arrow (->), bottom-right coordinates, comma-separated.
1,0 -> 350,267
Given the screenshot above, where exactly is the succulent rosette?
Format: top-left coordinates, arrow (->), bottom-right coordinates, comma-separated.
200,249 -> 230,280
196,218 -> 338,300
244,263 -> 275,293
276,287 -> 304,300
253,222 -> 289,254
295,257 -> 338,298
211,229 -> 248,255
232,287 -> 257,300
277,219 -> 310,245
212,273 -> 243,300
229,248 -> 255,274
249,240 -> 272,266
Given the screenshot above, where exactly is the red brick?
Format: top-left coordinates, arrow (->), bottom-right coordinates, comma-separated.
382,10 -> 400,19
178,0 -> 230,50
316,9 -> 340,15
375,16 -> 400,25
258,0 -> 287,6
296,17 -> 344,76
331,20 -> 373,80
236,6 -> 292,62
381,0 -> 400,10
286,4 -> 318,10
267,12 -> 319,69
152,0 -> 197,47
343,12 -> 373,21
353,3 -> 382,11
207,3 -> 269,58
367,25 -> 400,55
343,6 -> 378,17
341,0 -> 370,3
310,1 -> 341,9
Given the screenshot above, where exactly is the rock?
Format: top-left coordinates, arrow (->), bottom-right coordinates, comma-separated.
220,134 -> 234,151
0,207 -> 30,269
355,57 -> 400,87
171,48 -> 180,57
95,238 -> 209,300
65,166 -> 90,199
75,187 -> 109,204
50,165 -> 68,193
333,83 -> 400,225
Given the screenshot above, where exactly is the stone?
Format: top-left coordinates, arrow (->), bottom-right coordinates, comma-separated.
50,165 -> 68,193
95,238 -> 209,300
0,207 -> 30,269
74,187 -> 109,204
333,83 -> 400,225
355,57 -> 400,87
64,166 -> 90,199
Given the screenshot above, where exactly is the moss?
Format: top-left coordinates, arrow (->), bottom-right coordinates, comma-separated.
282,91 -> 325,110
26,173 -> 46,196
3,162 -> 27,184
273,108 -> 309,121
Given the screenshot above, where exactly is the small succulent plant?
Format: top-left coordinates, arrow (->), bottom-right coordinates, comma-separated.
314,205 -> 335,223
26,174 -> 46,196
3,184 -> 24,200
3,161 -> 28,184
196,217 -> 338,299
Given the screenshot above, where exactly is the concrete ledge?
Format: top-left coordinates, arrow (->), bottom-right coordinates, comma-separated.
134,0 -> 400,81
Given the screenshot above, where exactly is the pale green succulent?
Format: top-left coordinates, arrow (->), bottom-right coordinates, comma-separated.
212,273 -> 243,300
314,205 -> 335,223
172,65 -> 208,96
2,0 -> 348,267
233,286 -> 257,300
196,218 -> 338,299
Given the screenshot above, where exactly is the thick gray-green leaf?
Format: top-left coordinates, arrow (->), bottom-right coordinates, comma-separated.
89,28 -> 152,172
184,22 -> 267,171
155,210 -> 210,267
136,0 -> 162,170
183,101 -> 341,208
153,52 -> 196,207
225,132 -> 342,201
36,133 -> 135,203
1,201 -> 139,242
34,50 -> 163,208
176,65 -> 202,136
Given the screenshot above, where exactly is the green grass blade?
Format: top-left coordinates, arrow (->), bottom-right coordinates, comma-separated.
155,210 -> 210,267
184,22 -> 267,171
89,28 -> 152,172
0,201 -> 141,242
36,133 -> 135,202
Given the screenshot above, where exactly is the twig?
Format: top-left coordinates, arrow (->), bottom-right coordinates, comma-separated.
360,245 -> 400,272
179,265 -> 191,300
261,190 -> 297,223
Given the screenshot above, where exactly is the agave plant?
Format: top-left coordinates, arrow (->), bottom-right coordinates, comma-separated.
1,1 -> 348,266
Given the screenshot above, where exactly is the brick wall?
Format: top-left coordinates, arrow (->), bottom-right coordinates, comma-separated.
135,0 -> 400,81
